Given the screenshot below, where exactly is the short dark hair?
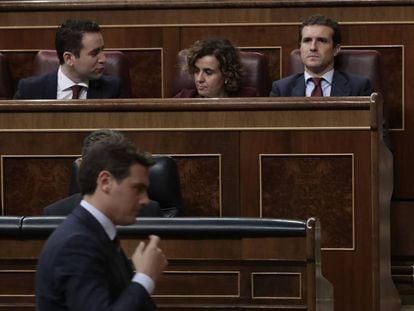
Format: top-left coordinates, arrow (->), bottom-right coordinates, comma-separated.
300,15 -> 342,46
81,129 -> 124,158
78,137 -> 154,195
55,19 -> 101,64
185,38 -> 243,93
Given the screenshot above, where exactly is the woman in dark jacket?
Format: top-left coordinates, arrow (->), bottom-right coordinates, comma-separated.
174,38 -> 257,98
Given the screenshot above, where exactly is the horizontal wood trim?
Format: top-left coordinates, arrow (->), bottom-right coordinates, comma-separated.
0,0 -> 411,11
0,98 -> 372,112
0,98 -> 375,130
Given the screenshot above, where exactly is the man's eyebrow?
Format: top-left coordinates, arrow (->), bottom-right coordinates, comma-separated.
134,182 -> 149,191
89,46 -> 104,55
302,36 -> 330,41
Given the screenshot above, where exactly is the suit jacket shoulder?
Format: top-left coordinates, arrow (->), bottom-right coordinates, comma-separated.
270,73 -> 305,97
331,70 -> 372,96
174,86 -> 258,98
230,86 -> 258,97
14,72 -> 123,99
88,75 -> 123,98
43,193 -> 82,216
14,71 -> 58,99
270,71 -> 372,97
43,193 -> 162,217
173,88 -> 197,98
36,205 -> 155,310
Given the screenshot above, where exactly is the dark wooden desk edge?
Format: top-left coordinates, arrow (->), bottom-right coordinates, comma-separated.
0,97 -> 372,113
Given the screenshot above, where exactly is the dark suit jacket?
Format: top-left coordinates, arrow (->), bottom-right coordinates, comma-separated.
36,205 -> 155,311
43,193 -> 163,217
14,71 -> 123,99
270,70 -> 372,97
173,86 -> 258,98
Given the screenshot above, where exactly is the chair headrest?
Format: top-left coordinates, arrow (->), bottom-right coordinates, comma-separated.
68,155 -> 183,217
148,156 -> 183,217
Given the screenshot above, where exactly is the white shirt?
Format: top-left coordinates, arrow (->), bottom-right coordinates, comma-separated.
57,66 -> 89,99
304,69 -> 334,97
80,199 -> 155,294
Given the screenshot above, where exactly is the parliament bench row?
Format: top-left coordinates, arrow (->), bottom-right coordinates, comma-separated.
0,48 -> 382,99
0,216 -> 333,310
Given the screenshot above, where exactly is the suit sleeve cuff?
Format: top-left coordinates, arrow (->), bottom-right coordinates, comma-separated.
132,272 -> 155,294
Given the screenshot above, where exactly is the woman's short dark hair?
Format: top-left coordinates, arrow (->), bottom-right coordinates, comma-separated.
185,38 -> 243,93
79,137 -> 154,195
55,19 -> 101,64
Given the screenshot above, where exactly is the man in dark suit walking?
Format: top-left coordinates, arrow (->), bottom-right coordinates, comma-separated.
36,136 -> 167,310
15,19 -> 124,99
270,14 -> 372,97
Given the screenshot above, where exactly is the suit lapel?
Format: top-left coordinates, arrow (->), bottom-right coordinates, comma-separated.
44,72 -> 58,99
87,80 -> 102,99
331,71 -> 351,96
108,240 -> 134,294
291,74 -> 306,96
72,206 -> 133,294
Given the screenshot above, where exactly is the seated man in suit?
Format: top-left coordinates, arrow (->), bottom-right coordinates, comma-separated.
15,19 -> 124,99
43,129 -> 162,217
36,136 -> 167,310
270,14 -> 372,97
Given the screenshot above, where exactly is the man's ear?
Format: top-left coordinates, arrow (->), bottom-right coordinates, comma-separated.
75,157 -> 82,168
333,44 -> 341,57
63,51 -> 75,66
97,170 -> 112,193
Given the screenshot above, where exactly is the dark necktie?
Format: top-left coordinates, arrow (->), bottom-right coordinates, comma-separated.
113,235 -> 122,253
111,236 -> 134,286
113,236 -> 131,268
71,85 -> 82,99
310,77 -> 323,97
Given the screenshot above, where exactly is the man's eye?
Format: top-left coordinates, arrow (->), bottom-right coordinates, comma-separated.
90,49 -> 102,56
135,186 -> 147,194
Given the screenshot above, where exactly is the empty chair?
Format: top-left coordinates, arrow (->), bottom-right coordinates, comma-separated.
68,155 -> 183,217
148,156 -> 183,217
172,50 -> 271,97
288,49 -> 382,93
33,49 -> 133,97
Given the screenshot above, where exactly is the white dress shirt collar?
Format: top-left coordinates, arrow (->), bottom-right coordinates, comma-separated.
57,66 -> 89,99
304,69 -> 334,96
80,199 -> 117,240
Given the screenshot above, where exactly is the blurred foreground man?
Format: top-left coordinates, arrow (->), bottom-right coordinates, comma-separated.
36,136 -> 167,311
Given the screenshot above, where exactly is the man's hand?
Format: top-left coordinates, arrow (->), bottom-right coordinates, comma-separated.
131,235 -> 168,282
